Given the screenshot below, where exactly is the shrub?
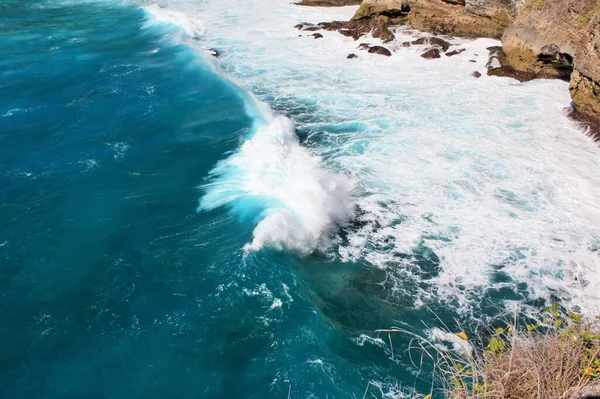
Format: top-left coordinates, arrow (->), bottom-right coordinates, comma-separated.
379,304 -> 600,399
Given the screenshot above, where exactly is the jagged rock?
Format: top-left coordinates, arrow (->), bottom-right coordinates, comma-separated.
368,45 -> 392,56
353,0 -> 411,20
312,33 -> 324,39
500,0 -> 599,119
401,41 -> 411,47
295,22 -> 322,31
570,71 -> 600,119
421,48 -> 441,58
411,36 -> 452,52
347,53 -> 358,59
464,0 -> 519,29
472,71 -> 482,78
319,19 -> 395,42
358,42 -> 371,50
348,0 -> 517,39
446,48 -> 466,56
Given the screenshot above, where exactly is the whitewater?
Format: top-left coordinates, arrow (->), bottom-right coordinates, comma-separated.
140,0 -> 600,316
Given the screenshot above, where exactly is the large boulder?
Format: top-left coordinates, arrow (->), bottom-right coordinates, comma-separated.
465,0 -> 522,27
421,48 -> 441,58
353,0 -> 411,19
368,45 -> 393,56
350,0 -> 518,39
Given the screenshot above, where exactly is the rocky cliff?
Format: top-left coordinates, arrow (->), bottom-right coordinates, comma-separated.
501,0 -> 600,121
311,0 -> 600,125
352,0 -> 520,38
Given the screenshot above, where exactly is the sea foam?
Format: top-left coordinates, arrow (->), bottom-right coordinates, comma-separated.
199,103 -> 355,254
139,0 -> 600,314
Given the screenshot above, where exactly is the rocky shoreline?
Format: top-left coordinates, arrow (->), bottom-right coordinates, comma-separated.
295,0 -> 600,136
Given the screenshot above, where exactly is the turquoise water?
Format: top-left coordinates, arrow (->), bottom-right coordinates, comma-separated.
2,0 -> 596,398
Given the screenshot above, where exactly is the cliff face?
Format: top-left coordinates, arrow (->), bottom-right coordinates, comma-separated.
352,0 -> 519,38
502,1 -> 600,119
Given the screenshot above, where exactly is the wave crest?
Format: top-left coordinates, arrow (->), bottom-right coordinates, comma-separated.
199,105 -> 355,254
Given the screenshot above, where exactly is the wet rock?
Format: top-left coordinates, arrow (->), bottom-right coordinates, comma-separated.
412,37 -> 452,52
421,48 -> 441,59
208,48 -> 221,58
472,71 -> 482,78
312,33 -> 324,39
295,22 -> 322,31
320,18 -> 395,43
358,42 -> 371,50
401,41 -> 411,47
368,45 -> 392,56
442,0 -> 466,4
347,53 -> 358,59
446,48 -> 466,57
469,59 -> 477,62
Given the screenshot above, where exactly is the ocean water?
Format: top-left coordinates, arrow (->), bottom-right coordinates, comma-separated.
1,0 -> 600,398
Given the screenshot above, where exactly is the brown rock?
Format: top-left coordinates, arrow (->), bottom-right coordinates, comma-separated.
350,0 -> 517,39
570,71 -> 600,120
401,41 -> 411,47
358,42 -> 371,50
421,48 -> 441,58
446,48 -> 466,56
411,36 -> 452,52
499,0 -> 599,118
368,45 -> 392,56
472,71 -> 482,78
312,33 -> 324,39
347,53 -> 358,59
319,19 -> 395,42
353,0 -> 411,20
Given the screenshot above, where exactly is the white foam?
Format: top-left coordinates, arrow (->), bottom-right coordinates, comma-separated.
136,0 -> 600,313
428,328 -> 474,358
199,106 -> 354,254
141,3 -> 205,41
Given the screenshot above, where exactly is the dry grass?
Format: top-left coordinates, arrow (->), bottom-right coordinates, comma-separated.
450,323 -> 600,399
382,305 -> 600,399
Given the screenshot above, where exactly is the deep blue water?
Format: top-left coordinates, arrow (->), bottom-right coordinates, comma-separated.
0,1 -> 530,398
